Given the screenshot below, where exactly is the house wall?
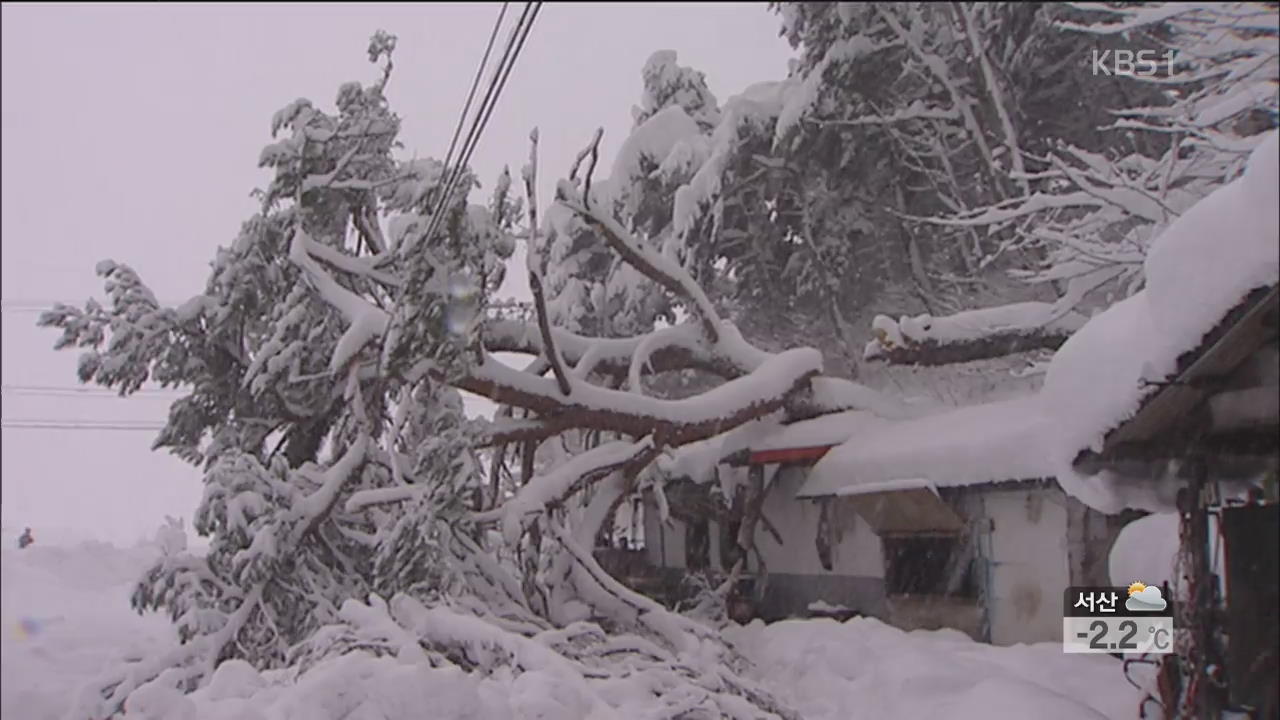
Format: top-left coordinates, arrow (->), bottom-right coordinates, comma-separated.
642,492 -> 686,569
977,483 -> 1072,645
747,466 -> 886,619
642,476 -> 1082,644
1065,496 -> 1136,588
641,468 -> 887,620
756,467 -> 885,577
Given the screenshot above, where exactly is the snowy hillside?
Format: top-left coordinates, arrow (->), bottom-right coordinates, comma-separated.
2,540 -> 1151,720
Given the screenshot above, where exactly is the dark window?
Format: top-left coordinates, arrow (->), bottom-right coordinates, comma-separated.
883,534 -> 976,598
721,520 -> 743,571
816,498 -> 834,571
686,518 -> 710,570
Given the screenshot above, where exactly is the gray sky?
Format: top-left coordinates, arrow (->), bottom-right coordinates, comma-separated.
0,3 -> 793,545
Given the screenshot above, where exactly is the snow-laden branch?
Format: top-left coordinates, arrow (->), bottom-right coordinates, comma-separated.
957,2 -> 1029,196
875,4 -> 1004,197
444,348 -> 821,446
810,99 -> 959,127
71,582 -> 266,720
290,434 -> 370,540
627,320 -> 706,393
524,129 -> 573,397
865,301 -> 1089,366
485,318 -> 766,380
344,484 -> 424,513
1054,2 -> 1209,34
288,229 -> 390,371
900,190 -> 1119,227
474,437 -> 656,543
299,233 -> 401,287
557,177 -> 724,344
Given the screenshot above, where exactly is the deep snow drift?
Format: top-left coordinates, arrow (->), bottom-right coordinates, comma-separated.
2,538 -> 1151,720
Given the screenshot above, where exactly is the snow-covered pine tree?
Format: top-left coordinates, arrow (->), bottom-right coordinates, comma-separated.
39,31 -> 912,720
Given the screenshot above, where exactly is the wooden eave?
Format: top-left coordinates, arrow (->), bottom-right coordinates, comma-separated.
1075,284 -> 1280,474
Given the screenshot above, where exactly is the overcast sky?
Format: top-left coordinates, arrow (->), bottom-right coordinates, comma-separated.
0,3 -> 794,546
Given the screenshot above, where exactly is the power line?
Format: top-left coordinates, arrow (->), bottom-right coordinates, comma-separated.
433,4 -> 529,219
1,299 -> 183,314
2,305 -> 63,314
418,2 -> 542,253
2,420 -> 166,432
441,2 -> 510,179
2,384 -> 183,397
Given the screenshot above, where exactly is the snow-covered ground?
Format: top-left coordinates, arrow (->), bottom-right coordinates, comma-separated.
2,538 -> 1150,720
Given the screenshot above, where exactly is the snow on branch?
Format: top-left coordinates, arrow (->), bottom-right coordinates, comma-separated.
288,229 -> 390,371
810,99 -> 959,127
344,483 -> 425,513
557,163 -> 724,344
523,128 -> 573,397
290,434 -> 369,531
444,348 -> 821,446
475,437 -> 656,543
865,302 -> 1088,366
1055,2 -> 1210,34
72,582 -> 267,720
485,318 -> 765,380
903,190 -> 1119,228
298,234 -> 401,287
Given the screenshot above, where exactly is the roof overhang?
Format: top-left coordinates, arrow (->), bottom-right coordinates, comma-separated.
1075,285 -> 1280,476
744,444 -> 837,466
826,479 -> 966,535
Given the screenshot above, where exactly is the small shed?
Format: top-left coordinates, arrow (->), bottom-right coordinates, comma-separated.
641,395 -> 1126,645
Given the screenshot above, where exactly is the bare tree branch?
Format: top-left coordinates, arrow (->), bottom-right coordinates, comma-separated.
522,128 -> 573,396
558,135 -> 724,345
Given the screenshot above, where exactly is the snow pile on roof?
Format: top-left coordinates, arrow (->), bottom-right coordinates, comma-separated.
795,395 -> 1053,498
724,616 -> 1145,720
1042,130 -> 1279,514
752,409 -> 897,453
656,380 -> 936,485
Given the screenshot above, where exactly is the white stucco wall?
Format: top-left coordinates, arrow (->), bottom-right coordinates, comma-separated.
981,485 -> 1071,645
641,469 -> 884,578
752,467 -> 884,578
643,476 -> 1075,645
642,492 -> 687,569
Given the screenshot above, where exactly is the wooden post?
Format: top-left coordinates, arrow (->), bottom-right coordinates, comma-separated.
737,464 -> 769,608
1184,458 -> 1222,719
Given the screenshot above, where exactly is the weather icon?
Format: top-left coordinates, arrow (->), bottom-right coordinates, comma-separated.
1125,582 -> 1167,612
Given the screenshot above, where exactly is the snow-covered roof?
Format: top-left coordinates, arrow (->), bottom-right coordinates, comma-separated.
794,395 -> 1054,498
750,410 -> 897,453
1042,130 -> 1279,514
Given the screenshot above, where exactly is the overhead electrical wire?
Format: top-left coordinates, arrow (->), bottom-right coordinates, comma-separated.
1,299 -> 185,313
2,420 -> 166,432
5,7 -> 543,432
440,2 -> 510,180
417,1 -> 542,251
2,384 -> 183,397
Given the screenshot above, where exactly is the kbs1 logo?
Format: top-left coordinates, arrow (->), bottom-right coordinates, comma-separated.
1091,49 -> 1177,77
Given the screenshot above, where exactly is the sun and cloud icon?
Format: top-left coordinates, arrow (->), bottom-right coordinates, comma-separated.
1126,582 -> 1167,612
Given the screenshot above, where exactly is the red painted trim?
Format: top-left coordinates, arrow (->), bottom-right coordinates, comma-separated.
747,445 -> 837,465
